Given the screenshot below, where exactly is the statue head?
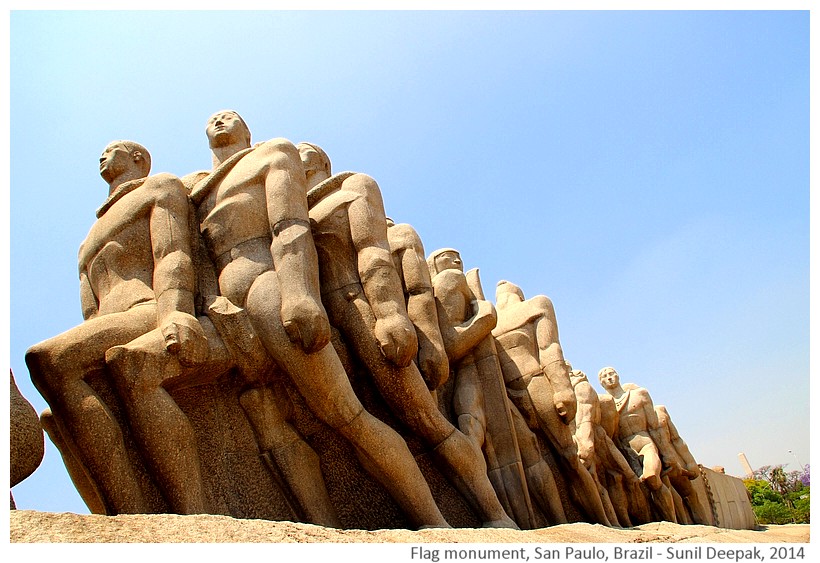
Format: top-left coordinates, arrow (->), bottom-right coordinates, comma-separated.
297,142 -> 331,188
569,369 -> 588,385
99,140 -> 151,184
597,366 -> 620,390
427,248 -> 463,277
495,280 -> 525,309
206,110 -> 251,149
297,142 -> 330,175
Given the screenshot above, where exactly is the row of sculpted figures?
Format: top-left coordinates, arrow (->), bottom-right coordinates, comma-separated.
25,110 -> 714,530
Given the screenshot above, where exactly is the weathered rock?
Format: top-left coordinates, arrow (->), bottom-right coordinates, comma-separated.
10,370 -> 44,507
8,510 -> 808,543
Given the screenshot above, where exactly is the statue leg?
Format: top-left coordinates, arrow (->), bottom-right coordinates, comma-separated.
327,287 -> 516,529
106,323 -> 227,515
238,384 -> 341,528
40,408 -> 107,515
510,402 -> 567,525
528,376 -> 612,526
246,271 -> 449,529
594,467 -> 621,527
452,359 -> 487,452
639,444 -> 677,523
671,473 -> 711,525
25,308 -> 155,514
605,471 -> 633,527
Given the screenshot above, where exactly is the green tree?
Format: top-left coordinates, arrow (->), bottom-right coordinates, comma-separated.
744,478 -> 781,505
754,500 -> 794,525
745,466 -> 810,524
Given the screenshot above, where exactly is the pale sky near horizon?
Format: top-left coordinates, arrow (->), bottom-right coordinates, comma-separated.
7,9 -> 810,517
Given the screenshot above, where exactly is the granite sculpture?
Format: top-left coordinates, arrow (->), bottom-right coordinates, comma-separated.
301,142 -> 516,529
492,281 -> 612,526
21,111 -> 754,531
10,371 -> 44,508
597,366 -> 678,522
25,141 -> 207,515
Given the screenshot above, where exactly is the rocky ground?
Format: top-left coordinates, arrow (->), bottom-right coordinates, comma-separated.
9,510 -> 810,543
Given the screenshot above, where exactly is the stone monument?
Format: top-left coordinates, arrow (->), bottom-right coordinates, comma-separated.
21,111 -> 756,532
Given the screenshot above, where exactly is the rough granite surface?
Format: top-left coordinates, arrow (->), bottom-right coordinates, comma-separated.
9,510 -> 809,543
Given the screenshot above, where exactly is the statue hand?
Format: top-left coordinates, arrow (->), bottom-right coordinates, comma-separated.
577,441 -> 595,468
162,312 -> 208,366
683,463 -> 700,480
417,338 -> 449,390
374,313 -> 418,367
282,295 -> 331,354
473,298 -> 497,323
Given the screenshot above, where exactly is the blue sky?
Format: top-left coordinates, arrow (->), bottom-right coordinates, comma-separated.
7,9 -> 810,515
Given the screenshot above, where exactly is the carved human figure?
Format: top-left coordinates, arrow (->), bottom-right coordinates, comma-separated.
598,392 -> 653,525
179,110 -> 452,530
597,366 -> 677,522
299,142 -> 516,528
569,366 -> 640,527
492,280 -> 612,526
385,218 -> 449,392
425,249 -> 558,528
654,404 -> 711,525
25,141 -> 208,514
100,130 -> 339,525
426,249 -> 497,447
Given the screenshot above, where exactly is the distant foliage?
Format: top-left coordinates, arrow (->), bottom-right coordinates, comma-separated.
745,465 -> 810,524
753,500 -> 795,525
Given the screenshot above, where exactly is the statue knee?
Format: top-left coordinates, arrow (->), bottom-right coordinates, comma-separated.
552,390 -> 576,422
105,344 -> 153,396
343,172 -> 379,196
643,474 -> 662,491
26,342 -> 54,373
25,343 -> 65,394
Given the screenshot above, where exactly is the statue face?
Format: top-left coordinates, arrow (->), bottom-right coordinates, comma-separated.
206,111 -> 247,148
99,143 -> 134,183
298,143 -> 327,176
434,250 -> 463,273
598,368 -> 620,390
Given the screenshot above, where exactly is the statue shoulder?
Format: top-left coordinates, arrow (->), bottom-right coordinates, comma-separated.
529,294 -> 554,310
254,137 -> 300,158
181,171 -> 209,194
387,222 -> 422,250
432,268 -> 467,293
142,173 -> 188,202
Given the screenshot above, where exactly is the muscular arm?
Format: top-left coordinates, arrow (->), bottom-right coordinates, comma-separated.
433,272 -> 496,362
149,173 -> 206,364
261,140 -> 330,353
389,223 -> 448,387
659,406 -> 699,478
533,296 -> 576,421
573,381 -> 597,464
344,175 -> 417,366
